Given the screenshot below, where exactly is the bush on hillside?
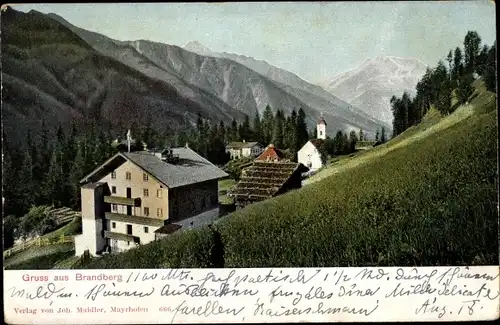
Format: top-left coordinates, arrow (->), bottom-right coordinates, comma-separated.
224,158 -> 253,181
18,206 -> 57,240
3,215 -> 18,249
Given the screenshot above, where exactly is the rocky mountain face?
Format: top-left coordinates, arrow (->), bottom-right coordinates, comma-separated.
3,8 -> 391,151
2,8 -> 245,149
49,12 -> 388,136
324,56 -> 428,125
184,41 -> 391,135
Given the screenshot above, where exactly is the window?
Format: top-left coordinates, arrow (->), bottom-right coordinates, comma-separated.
111,171 -> 116,179
143,173 -> 149,182
157,189 -> 162,198
144,227 -> 149,233
144,207 -> 150,216
143,188 -> 149,197
126,172 -> 131,180
127,224 -> 133,235
112,204 -> 117,212
320,131 -> 323,136
157,208 -> 163,218
112,222 -> 116,229
127,241 -> 130,246
112,186 -> 117,194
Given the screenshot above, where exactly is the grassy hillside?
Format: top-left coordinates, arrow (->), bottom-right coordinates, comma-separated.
3,217 -> 81,270
306,80 -> 495,185
78,84 -> 497,269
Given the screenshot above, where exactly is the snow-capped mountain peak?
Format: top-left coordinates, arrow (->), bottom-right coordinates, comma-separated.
184,40 -> 213,55
323,56 -> 428,125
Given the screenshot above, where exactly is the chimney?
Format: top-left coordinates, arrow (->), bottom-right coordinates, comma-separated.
185,142 -> 189,148
243,139 -> 246,143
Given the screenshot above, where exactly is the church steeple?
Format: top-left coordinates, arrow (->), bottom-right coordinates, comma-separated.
317,113 -> 327,139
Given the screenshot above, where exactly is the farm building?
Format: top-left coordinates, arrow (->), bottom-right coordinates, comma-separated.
230,160 -> 309,209
226,141 -> 264,159
255,143 -> 288,162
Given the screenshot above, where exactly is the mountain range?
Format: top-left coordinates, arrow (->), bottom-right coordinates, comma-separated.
2,7 -> 392,150
323,56 -> 428,125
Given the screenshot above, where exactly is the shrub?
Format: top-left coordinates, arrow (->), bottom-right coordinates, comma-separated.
18,206 -> 57,240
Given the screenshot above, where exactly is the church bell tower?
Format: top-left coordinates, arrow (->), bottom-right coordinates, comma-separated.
317,113 -> 327,140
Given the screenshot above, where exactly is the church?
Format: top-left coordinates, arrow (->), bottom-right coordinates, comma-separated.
297,114 -> 327,172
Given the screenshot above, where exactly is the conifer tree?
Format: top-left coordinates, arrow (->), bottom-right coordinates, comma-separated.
272,109 -> 285,148
348,131 -> 358,152
44,143 -> 65,207
19,148 -> 35,209
229,118 -> 238,142
457,74 -> 474,105
380,127 -> 387,143
252,111 -> 263,144
446,50 -> 453,79
452,47 -> 464,82
464,31 -> 482,74
261,105 -> 274,145
69,141 -> 86,209
296,108 -> 309,149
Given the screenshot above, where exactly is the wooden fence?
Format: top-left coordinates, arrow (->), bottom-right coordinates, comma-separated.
3,206 -> 80,259
44,206 -> 81,225
4,235 -> 74,258
3,240 -> 36,258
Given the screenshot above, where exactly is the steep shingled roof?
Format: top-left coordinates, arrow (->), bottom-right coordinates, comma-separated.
230,161 -> 308,201
226,141 -> 262,149
81,147 -> 228,189
309,139 -> 325,149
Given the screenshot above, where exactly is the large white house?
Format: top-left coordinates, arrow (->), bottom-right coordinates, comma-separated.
297,115 -> 328,172
74,136 -> 228,257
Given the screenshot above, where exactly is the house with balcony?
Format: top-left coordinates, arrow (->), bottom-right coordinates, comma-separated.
74,145 -> 228,256
226,140 -> 263,160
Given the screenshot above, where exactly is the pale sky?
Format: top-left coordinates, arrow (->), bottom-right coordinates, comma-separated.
11,1 -> 497,84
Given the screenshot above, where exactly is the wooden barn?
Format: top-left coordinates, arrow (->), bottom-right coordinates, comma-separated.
230,160 -> 309,209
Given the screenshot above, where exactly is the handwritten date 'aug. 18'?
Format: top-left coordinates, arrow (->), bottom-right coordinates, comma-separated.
6,267 -> 500,322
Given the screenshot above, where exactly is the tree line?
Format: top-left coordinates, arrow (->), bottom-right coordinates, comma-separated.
3,102 -> 377,245
3,120 -> 118,220
160,106 -> 312,165
391,31 -> 496,137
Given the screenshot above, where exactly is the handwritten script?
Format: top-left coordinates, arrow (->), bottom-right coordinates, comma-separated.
4,266 -> 499,324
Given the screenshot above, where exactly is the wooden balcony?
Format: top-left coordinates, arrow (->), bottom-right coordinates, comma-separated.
104,196 -> 141,207
104,231 -> 140,244
105,212 -> 165,227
